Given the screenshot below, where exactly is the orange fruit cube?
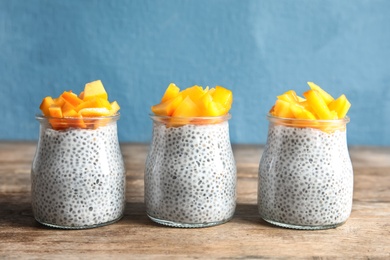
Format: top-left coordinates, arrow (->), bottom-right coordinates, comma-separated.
212,86 -> 232,112
274,99 -> 294,118
83,80 -> 108,101
39,96 -> 55,116
199,92 -> 227,116
61,91 -> 83,107
303,90 -> 334,120
63,109 -> 86,129
328,94 -> 351,119
290,103 -> 316,120
53,97 -> 65,107
161,83 -> 180,103
206,101 -> 226,117
48,106 -> 63,118
307,82 -> 334,105
151,95 -> 184,116
48,105 -> 66,130
277,90 -> 299,103
61,101 -> 76,115
108,101 -> 121,116
76,97 -> 112,111
172,96 -> 201,117
179,85 -> 206,102
79,108 -> 111,117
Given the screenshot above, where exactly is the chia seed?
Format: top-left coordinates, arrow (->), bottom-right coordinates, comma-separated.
258,124 -> 353,229
145,120 -> 236,227
31,123 -> 126,229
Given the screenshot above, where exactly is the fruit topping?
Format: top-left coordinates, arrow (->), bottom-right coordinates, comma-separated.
39,80 -> 120,129
270,82 -> 351,120
151,83 -> 233,118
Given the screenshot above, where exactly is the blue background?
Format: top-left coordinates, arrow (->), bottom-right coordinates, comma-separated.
1,0 -> 389,145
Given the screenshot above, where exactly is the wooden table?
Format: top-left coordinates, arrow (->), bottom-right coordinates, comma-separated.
1,142 -> 389,259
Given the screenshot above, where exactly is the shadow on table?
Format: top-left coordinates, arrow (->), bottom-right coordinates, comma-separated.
121,202 -> 156,227
0,195 -> 42,229
233,203 -> 274,227
120,202 -> 274,228
0,198 -> 272,229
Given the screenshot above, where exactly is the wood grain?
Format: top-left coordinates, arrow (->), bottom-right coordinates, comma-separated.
0,142 -> 389,259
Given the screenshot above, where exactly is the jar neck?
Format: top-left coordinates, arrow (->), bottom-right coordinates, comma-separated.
36,114 -> 120,130
267,114 -> 349,133
150,114 -> 231,126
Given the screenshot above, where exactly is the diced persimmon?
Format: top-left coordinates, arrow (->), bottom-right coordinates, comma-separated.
100,98 -> 113,110
49,119 -> 68,130
161,83 -> 180,103
151,95 -> 184,116
307,82 -> 334,105
290,103 -> 316,120
212,86 -> 233,112
198,92 -> 212,116
79,108 -> 111,117
79,91 -> 84,100
206,101 -> 226,117
269,105 -> 276,115
297,96 -> 306,102
49,106 -> 66,130
298,100 -> 311,110
208,88 -> 216,96
63,109 -> 86,128
179,85 -> 206,102
328,94 -> 351,119
108,101 -> 120,116
76,97 -> 112,111
53,97 -> 65,107
63,109 -> 78,117
199,92 -> 227,116
83,80 -> 108,101
39,96 -> 55,116
330,110 -> 338,119
303,90 -> 334,120
61,101 -> 76,114
277,90 -> 299,103
61,91 -> 83,107
172,96 -> 201,117
49,106 -> 63,118
289,103 -> 320,128
274,99 -> 294,118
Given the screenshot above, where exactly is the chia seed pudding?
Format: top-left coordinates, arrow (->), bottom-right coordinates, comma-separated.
31,116 -> 126,229
145,116 -> 236,228
258,116 -> 353,229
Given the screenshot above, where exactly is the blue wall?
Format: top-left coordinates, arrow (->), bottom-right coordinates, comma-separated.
1,0 -> 389,146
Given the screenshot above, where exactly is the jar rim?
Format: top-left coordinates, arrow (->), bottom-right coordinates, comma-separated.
149,114 -> 232,121
266,114 -> 349,133
267,114 -> 350,124
149,114 -> 231,124
35,113 -> 120,122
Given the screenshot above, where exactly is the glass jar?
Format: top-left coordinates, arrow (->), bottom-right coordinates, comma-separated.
145,115 -> 236,228
31,115 -> 126,229
258,115 -> 353,230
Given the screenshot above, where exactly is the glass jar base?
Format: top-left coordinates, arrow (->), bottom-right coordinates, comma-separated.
262,218 -> 346,230
34,214 -> 123,230
147,214 -> 232,228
